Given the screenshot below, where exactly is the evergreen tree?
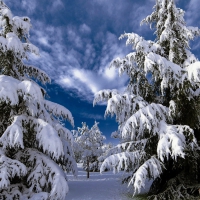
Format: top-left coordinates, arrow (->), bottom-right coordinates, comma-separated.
73,121 -> 106,178
0,1 -> 77,199
94,0 -> 200,199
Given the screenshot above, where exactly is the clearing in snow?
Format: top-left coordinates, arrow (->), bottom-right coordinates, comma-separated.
66,164 -> 150,200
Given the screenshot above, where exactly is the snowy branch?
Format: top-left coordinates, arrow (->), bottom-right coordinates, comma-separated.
44,100 -> 74,127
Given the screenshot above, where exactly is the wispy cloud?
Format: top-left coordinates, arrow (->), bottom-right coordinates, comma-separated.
21,0 -> 37,13
185,0 -> 200,26
6,0 -> 165,103
183,0 -> 200,51
79,24 -> 91,34
27,21 -> 129,102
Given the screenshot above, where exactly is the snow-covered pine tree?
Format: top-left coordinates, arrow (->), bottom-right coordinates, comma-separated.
94,0 -> 200,199
73,121 -> 106,178
0,1 -> 77,199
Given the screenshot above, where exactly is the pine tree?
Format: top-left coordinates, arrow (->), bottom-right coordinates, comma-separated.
73,121 -> 106,178
94,0 -> 200,199
0,1 -> 77,199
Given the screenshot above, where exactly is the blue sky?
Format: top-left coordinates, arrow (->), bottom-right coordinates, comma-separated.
4,0 -> 200,143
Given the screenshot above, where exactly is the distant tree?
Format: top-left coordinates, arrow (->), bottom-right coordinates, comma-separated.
0,1 -> 77,199
94,0 -> 200,199
74,121 -> 106,178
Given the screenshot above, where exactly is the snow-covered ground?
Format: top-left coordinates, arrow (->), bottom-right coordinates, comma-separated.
66,164 -> 150,200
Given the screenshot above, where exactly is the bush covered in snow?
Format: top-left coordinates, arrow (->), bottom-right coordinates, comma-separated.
0,1 -> 77,199
94,0 -> 200,199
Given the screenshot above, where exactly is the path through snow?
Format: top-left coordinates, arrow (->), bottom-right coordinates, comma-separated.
66,164 -> 149,200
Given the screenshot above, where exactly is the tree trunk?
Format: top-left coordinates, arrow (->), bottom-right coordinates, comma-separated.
87,158 -> 90,178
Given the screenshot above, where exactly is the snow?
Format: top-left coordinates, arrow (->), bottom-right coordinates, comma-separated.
6,32 -> 24,53
0,117 -> 24,149
36,118 -> 64,159
1,6 -> 12,20
0,75 -> 19,105
120,33 -> 162,55
26,149 -> 69,200
44,100 -> 74,126
145,52 -> 183,75
186,61 -> 200,82
18,80 -> 43,102
13,16 -> 31,34
100,151 -> 142,173
122,103 -> 169,140
66,163 -> 150,200
0,75 -> 45,106
129,157 -> 163,196
0,150 -> 27,189
94,90 -> 148,126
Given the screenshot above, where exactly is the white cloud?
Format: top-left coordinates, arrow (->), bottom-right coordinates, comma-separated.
16,1 -> 143,103
185,0 -> 200,26
27,22 -> 130,102
67,27 -> 83,49
22,0 -> 37,13
38,37 -> 50,47
56,30 -> 129,102
79,24 -> 91,34
58,64 -> 128,102
103,67 -> 118,80
72,68 -> 100,94
52,0 -> 64,9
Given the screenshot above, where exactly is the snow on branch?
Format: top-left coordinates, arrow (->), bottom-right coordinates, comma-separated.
109,53 -> 138,77
12,16 -> 31,35
23,43 -> 39,55
55,124 -> 74,144
18,80 -> 44,102
0,116 -> 24,149
106,140 -> 148,157
61,149 -> 78,176
0,2 -> 12,21
6,32 -> 24,54
0,75 -> 19,105
144,52 -> 184,93
0,2 -> 32,37
0,8 -> 37,56
0,150 -> 27,189
25,149 -> 68,200
23,64 -> 50,84
122,103 -> 169,140
129,156 -> 163,196
120,33 -> 163,55
183,50 -> 197,67
0,75 -> 46,106
93,89 -> 119,105
100,151 -> 145,174
94,89 -> 148,125
157,121 -> 188,161
36,118 -> 64,160
44,100 -> 74,126
145,52 -> 183,75
186,61 -> 200,83
1,115 -> 64,160
187,26 -> 200,37
0,36 -> 7,51
122,140 -> 147,152
105,92 -> 148,124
